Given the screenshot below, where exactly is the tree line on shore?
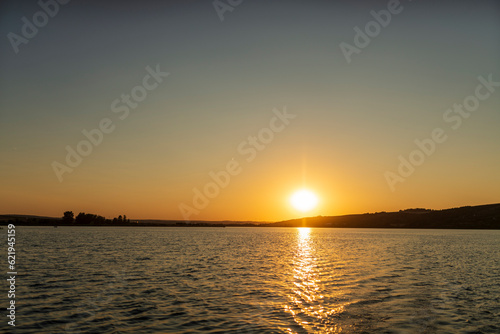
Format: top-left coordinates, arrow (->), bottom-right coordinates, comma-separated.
0,212 -> 135,226
62,211 -> 132,225
2,203 -> 498,228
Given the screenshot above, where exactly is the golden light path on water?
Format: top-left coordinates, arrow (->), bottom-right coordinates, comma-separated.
283,228 -> 349,333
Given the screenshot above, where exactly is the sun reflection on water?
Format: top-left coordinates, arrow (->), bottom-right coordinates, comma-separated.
283,228 -> 347,333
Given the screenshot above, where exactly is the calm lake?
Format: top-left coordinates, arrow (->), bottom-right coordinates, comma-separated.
4,227 -> 500,333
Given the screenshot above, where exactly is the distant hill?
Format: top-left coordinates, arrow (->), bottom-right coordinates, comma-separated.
269,203 -> 500,229
0,215 -> 263,227
0,214 -> 60,221
2,203 -> 499,228
136,219 -> 264,226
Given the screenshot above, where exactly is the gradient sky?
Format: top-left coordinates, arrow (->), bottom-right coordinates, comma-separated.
1,0 -> 499,221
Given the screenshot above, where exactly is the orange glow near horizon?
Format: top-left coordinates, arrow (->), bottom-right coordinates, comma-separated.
2,155 -> 499,222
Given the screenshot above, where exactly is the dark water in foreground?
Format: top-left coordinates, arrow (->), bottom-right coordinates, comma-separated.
2,227 -> 500,333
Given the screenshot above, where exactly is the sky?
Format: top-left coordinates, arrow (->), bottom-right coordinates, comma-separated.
1,0 -> 499,221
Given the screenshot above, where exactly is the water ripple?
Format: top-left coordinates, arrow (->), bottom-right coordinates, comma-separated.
1,227 -> 499,333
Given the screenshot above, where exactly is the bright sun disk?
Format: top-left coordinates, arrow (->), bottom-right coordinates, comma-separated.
290,189 -> 318,212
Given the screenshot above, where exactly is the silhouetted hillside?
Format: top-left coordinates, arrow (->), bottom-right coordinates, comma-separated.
0,214 -> 259,227
270,203 -> 500,229
2,204 -> 499,228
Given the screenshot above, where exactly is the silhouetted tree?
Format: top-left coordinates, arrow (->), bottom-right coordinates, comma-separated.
62,211 -> 74,224
75,212 -> 87,224
94,215 -> 105,224
75,212 -> 106,225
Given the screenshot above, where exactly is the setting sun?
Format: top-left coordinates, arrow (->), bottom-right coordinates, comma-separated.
290,189 -> 319,212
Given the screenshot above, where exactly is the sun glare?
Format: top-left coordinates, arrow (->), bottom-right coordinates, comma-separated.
290,189 -> 319,212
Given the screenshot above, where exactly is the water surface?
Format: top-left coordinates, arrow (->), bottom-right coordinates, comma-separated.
3,227 -> 499,333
